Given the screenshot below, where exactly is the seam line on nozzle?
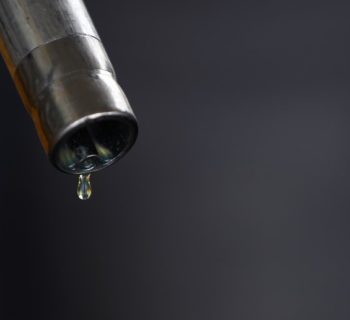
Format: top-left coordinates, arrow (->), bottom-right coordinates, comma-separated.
14,33 -> 103,69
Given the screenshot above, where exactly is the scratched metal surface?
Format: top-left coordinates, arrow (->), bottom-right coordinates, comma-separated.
0,0 -> 99,66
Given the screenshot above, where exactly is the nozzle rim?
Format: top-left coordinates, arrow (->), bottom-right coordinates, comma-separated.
49,111 -> 138,175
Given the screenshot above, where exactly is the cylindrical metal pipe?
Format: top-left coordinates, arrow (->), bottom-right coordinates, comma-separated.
0,0 -> 138,174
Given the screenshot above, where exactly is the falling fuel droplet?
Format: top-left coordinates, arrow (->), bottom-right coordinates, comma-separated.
77,174 -> 92,200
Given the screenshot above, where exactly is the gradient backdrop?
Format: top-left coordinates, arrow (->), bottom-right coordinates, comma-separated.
1,0 -> 350,319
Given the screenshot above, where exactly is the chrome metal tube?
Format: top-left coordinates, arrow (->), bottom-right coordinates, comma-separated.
0,0 -> 138,174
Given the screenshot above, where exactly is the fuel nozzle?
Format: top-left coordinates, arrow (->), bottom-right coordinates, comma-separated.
0,0 -> 138,181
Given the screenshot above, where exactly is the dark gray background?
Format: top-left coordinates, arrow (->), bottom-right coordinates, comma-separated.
1,0 -> 350,319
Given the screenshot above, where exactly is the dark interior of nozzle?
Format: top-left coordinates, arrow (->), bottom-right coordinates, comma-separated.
52,117 -> 137,175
